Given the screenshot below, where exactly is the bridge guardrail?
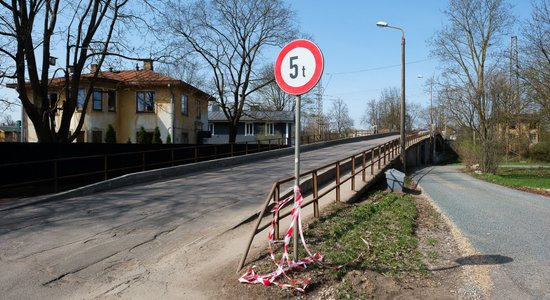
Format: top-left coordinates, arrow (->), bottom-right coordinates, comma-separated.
237,133 -> 429,271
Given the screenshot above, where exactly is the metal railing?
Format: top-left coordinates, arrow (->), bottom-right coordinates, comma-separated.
1,132 -> 391,199
237,132 -> 428,271
0,141 -> 288,198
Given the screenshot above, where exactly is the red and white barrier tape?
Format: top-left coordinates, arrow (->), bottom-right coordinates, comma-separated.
239,186 -> 338,292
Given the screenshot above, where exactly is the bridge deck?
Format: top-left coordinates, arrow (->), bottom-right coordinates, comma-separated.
0,134 -> 399,299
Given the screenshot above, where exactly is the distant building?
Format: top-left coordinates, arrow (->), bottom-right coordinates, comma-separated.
8,60 -> 214,143
497,113 -> 542,152
207,110 -> 294,144
0,125 -> 20,142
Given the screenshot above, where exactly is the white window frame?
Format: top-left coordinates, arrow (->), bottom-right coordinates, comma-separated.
136,90 -> 155,112
265,122 -> 275,136
107,89 -> 116,112
92,88 -> 103,111
77,88 -> 86,110
208,123 -> 215,135
181,94 -> 188,115
195,99 -> 201,119
245,123 -> 254,136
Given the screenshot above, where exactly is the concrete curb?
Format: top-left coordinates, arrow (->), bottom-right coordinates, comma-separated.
1,133 -> 397,212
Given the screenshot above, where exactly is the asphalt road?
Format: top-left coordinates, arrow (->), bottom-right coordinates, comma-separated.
0,135 -> 398,299
413,165 -> 550,300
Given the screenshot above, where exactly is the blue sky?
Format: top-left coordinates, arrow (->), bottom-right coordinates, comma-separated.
288,0 -> 532,128
1,0 -> 534,128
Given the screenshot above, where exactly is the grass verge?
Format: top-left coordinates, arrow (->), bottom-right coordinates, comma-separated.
232,191 -> 470,299
305,192 -> 424,277
473,167 -> 550,190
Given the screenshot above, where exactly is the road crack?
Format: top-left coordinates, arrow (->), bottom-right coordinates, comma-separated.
128,226 -> 179,253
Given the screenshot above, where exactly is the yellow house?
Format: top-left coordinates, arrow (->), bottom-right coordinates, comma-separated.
10,60 -> 213,144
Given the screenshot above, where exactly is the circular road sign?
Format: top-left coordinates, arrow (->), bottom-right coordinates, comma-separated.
274,39 -> 324,95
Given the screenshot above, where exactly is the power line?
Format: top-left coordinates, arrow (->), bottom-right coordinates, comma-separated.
327,58 -> 433,76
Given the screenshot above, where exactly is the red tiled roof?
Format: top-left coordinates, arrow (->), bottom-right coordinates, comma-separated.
7,69 -> 214,100
81,69 -> 181,86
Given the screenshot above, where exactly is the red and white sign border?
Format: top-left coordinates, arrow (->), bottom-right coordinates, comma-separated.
274,39 -> 324,95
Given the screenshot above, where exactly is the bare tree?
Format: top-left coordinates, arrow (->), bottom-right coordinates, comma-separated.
406,102 -> 423,131
328,98 -> 353,136
0,0 -> 133,142
162,0 -> 298,143
248,64 -> 294,111
431,0 -> 514,173
362,87 -> 400,132
522,0 -> 550,118
361,98 -> 380,130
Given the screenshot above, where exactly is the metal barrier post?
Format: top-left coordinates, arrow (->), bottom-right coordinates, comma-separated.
142,153 -> 146,171
378,145 -> 381,169
383,144 -> 387,165
274,185 -> 280,240
362,152 -> 366,182
104,155 -> 108,180
370,148 -> 374,175
171,149 -> 175,166
336,162 -> 341,202
351,156 -> 356,191
54,160 -> 59,193
313,171 -> 319,218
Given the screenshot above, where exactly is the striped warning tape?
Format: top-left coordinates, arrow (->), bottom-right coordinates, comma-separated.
239,186 -> 339,292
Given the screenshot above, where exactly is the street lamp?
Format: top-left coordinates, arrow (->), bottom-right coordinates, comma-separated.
377,21 -> 406,172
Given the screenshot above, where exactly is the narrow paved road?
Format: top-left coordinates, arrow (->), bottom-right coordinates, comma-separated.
0,135 -> 398,299
413,165 -> 550,300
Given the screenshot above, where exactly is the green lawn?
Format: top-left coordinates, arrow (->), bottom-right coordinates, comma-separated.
498,161 -> 550,167
475,167 -> 550,189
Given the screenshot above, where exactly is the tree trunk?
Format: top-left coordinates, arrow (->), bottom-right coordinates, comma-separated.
228,122 -> 237,144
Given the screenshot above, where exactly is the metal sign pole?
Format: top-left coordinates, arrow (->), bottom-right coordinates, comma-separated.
293,94 -> 301,262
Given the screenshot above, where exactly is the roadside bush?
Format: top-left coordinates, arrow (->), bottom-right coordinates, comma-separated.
105,124 -> 117,144
137,126 -> 148,144
451,138 -> 480,167
529,142 -> 550,162
152,126 -> 163,144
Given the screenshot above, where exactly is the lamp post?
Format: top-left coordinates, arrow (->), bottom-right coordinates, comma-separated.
376,21 -> 406,172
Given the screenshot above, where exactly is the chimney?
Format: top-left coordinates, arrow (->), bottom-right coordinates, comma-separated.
143,59 -> 154,71
91,63 -> 99,73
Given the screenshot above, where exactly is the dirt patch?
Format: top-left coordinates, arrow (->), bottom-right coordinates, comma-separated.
210,193 -> 486,299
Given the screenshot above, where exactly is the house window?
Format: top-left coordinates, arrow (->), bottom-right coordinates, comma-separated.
77,88 -> 86,110
265,122 -> 274,136
181,94 -> 188,115
208,123 -> 215,135
529,133 -> 538,143
245,123 -> 254,136
196,99 -> 201,119
93,88 -> 103,111
92,130 -> 103,143
108,90 -> 116,112
136,91 -> 155,112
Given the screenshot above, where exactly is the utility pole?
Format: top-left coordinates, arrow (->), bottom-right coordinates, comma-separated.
510,35 -> 521,158
315,81 -> 323,136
